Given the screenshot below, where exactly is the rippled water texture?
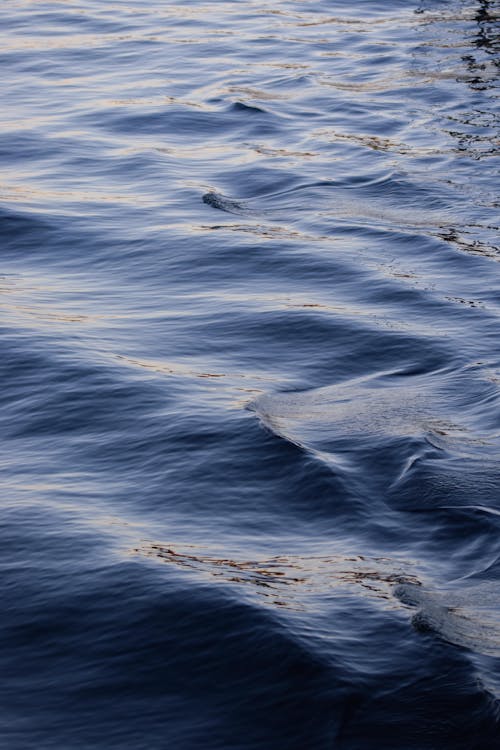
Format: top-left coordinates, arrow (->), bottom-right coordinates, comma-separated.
2,1 -> 500,748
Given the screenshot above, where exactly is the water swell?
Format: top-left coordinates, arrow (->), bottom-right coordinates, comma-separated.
249,366 -> 500,508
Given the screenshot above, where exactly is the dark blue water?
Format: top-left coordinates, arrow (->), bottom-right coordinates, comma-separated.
2,1 -> 500,747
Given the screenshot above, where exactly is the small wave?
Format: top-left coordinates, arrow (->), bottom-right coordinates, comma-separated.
395,582 -> 500,658
229,101 -> 268,115
201,175 -> 465,231
202,191 -> 248,214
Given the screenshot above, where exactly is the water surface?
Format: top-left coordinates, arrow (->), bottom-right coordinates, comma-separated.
1,1 -> 500,748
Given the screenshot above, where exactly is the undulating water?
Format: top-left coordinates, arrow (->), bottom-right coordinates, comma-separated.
1,1 -> 500,748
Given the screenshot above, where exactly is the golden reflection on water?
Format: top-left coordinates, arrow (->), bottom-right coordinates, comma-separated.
113,352 -> 286,387
0,181 -> 159,208
136,542 -> 421,611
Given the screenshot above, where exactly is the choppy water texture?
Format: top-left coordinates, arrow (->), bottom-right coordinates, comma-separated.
2,1 -> 500,748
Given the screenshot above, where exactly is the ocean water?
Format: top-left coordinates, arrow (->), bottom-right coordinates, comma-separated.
1,1 -> 499,747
